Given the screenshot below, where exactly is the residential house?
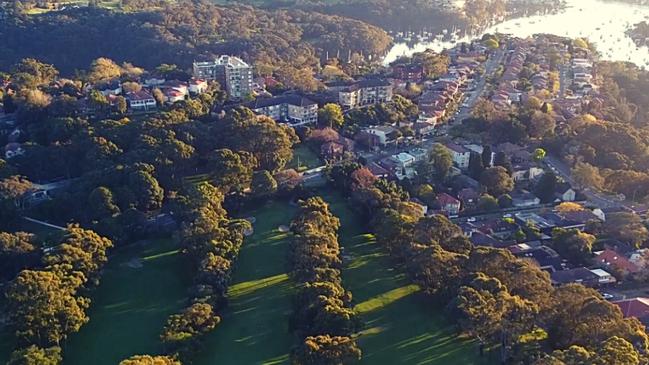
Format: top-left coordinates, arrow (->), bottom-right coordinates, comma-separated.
356,126 -> 397,149
367,162 -> 390,179
97,80 -> 122,96
408,148 -> 428,163
445,143 -> 471,169
338,79 -> 393,109
458,188 -> 480,208
126,90 -> 157,111
163,89 -> 186,104
189,79 -> 208,95
381,152 -> 416,180
192,56 -> 253,99
555,183 -> 577,202
550,267 -> 600,287
143,75 -> 166,87
591,268 -> 617,285
614,298 -> 649,326
509,244 -> 564,272
244,95 -> 318,127
436,193 -> 461,216
413,119 -> 437,136
595,249 -> 640,277
470,231 -> 506,248
511,190 -> 541,208
512,163 -> 544,182
392,64 -> 424,82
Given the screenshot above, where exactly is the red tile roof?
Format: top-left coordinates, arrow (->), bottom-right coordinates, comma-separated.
436,192 -> 460,206
614,298 -> 649,320
597,249 -> 640,274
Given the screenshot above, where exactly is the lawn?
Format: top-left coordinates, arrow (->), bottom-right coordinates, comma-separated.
194,200 -> 299,365
287,144 -> 322,171
319,189 -> 493,365
61,238 -> 192,365
0,318 -> 15,363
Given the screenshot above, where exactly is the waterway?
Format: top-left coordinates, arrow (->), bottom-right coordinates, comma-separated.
384,0 -> 649,68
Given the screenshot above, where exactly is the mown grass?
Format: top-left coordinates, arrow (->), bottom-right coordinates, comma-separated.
194,200 -> 299,365
320,189 -> 493,365
61,238 -> 192,365
287,144 -> 322,171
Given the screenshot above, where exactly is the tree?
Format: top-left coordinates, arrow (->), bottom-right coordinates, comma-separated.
572,162 -> 603,190
12,58 -> 59,89
493,152 -> 512,174
478,194 -> 499,212
160,303 -> 220,347
6,270 -> 89,346
414,184 -> 436,206
484,38 -> 499,49
115,96 -> 128,115
0,175 -> 33,208
0,231 -> 37,280
88,186 -> 120,220
207,149 -> 256,194
419,143 -> 453,181
551,228 -> 595,265
88,89 -> 109,112
498,194 -> 513,209
603,212 -> 649,248
533,148 -> 546,162
88,58 -> 122,84
44,226 -> 113,281
528,111 -> 556,138
318,103 -> 344,129
251,170 -> 277,197
127,169 -> 164,211
468,152 -> 484,179
119,355 -> 181,365
481,145 -> 493,167
596,336 -> 640,365
7,346 -> 62,365
534,172 -> 558,203
574,38 -> 589,49
480,167 -> 514,196
218,109 -> 299,172
292,335 -> 361,365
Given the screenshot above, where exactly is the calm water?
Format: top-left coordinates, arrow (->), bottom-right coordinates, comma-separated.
384,0 -> 649,67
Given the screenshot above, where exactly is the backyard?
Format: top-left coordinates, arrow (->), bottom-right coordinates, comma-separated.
287,144 -> 322,171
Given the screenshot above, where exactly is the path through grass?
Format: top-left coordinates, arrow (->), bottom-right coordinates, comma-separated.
320,189 -> 490,365
194,200 -> 298,365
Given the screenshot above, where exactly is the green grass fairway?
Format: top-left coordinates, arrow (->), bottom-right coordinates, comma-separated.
61,238 -> 192,365
320,189 -> 492,365
194,200 -> 299,365
0,323 -> 15,363
288,144 -> 322,171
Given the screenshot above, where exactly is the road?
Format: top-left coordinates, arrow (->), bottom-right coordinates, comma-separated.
455,48 -> 506,123
559,63 -> 570,97
544,155 -> 624,209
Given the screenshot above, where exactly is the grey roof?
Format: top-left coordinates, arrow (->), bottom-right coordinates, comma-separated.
244,94 -> 317,109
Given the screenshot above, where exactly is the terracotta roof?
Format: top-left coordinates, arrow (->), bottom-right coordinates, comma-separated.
436,192 -> 460,206
597,249 -> 640,274
614,298 -> 649,320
